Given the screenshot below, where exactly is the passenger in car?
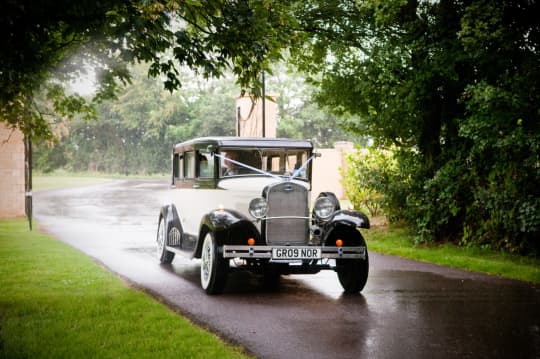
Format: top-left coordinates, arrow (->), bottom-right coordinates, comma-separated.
222,151 -> 240,176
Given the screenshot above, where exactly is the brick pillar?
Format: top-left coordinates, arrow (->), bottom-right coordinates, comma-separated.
311,141 -> 354,201
235,95 -> 277,138
0,123 -> 25,218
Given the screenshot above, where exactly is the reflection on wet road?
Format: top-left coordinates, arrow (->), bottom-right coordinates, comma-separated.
34,180 -> 540,359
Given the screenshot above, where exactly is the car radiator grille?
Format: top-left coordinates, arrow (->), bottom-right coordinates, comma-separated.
265,182 -> 309,245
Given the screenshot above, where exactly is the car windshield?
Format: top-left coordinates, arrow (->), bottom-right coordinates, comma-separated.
220,148 -> 310,180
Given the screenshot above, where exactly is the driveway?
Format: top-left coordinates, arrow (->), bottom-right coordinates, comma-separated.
34,179 -> 540,359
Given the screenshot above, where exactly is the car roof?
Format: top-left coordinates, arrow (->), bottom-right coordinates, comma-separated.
174,137 -> 313,152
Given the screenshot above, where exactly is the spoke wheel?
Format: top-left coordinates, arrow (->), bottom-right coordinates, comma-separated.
156,216 -> 175,264
200,232 -> 229,294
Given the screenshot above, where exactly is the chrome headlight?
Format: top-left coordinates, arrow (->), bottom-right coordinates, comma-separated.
314,197 -> 335,220
249,198 -> 268,219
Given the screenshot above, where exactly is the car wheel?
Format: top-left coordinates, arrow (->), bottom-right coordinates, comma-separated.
336,241 -> 369,294
157,216 -> 175,264
200,232 -> 229,294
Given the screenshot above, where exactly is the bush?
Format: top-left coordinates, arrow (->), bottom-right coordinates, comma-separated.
342,147 -> 396,217
344,134 -> 540,256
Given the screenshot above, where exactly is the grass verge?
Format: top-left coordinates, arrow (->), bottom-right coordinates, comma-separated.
0,219 -> 250,358
365,223 -> 540,284
33,170 -> 168,192
33,175 -> 113,192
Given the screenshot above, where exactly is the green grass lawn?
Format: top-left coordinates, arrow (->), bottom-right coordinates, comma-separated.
364,223 -> 540,284
33,170 -> 168,192
33,175 -> 113,191
0,219 -> 250,358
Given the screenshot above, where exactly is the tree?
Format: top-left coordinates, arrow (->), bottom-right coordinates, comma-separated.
33,61 -> 360,174
0,0 -> 294,139
6,0 -> 539,253
266,63 -> 359,147
292,0 -> 540,254
33,63 -> 239,174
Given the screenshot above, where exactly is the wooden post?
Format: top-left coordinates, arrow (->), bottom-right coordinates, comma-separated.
24,136 -> 32,230
262,71 -> 266,138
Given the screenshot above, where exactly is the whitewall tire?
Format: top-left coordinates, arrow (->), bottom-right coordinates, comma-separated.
200,232 -> 229,294
157,216 -> 175,264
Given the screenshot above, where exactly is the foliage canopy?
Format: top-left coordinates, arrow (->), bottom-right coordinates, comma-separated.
0,0 -> 293,138
34,63 -> 355,174
307,0 -> 540,254
2,0 -> 539,254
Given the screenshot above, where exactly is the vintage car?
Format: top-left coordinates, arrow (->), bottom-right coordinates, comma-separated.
156,137 -> 370,294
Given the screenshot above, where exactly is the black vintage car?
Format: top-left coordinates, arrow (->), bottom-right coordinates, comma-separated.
156,137 -> 370,294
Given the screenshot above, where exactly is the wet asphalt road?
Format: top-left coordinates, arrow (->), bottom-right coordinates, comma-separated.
34,179 -> 540,359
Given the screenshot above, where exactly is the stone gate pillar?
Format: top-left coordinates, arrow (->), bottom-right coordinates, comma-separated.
235,95 -> 277,138
0,123 -> 25,218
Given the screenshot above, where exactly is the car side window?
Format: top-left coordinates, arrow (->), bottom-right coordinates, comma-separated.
287,152 -> 307,178
184,152 -> 195,178
178,155 -> 184,179
198,153 -> 215,178
264,155 -> 282,174
173,153 -> 180,179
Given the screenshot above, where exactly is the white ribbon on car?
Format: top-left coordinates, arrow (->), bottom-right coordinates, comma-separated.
214,152 -> 319,181
291,153 -> 319,180
214,153 -> 282,180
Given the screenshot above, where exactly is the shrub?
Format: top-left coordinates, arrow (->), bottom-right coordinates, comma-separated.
342,147 -> 396,217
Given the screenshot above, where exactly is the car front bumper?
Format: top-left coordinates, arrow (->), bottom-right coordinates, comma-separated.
222,245 -> 366,260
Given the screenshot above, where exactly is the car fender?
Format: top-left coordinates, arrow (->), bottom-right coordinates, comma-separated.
321,210 -> 370,247
194,209 -> 260,258
327,210 -> 370,230
159,204 -> 183,245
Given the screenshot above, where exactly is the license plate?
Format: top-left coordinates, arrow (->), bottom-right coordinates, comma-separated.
272,247 -> 321,260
